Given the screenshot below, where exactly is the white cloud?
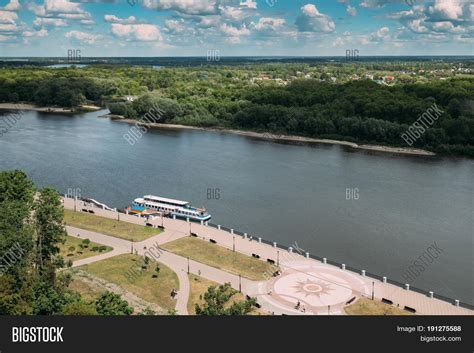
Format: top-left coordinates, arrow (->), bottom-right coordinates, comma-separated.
220,23 -> 250,36
164,19 -> 186,33
45,0 -> 84,14
28,0 -> 93,28
428,0 -> 464,20
33,17 -> 68,27
253,17 -> 285,35
4,0 -> 21,11
295,4 -> 335,33
23,28 -> 49,37
104,14 -> 137,24
143,0 -> 218,15
111,23 -> 163,41
0,10 -> 17,24
370,26 -> 390,41
0,23 -> 18,32
240,0 -> 257,9
65,30 -> 100,43
347,5 -> 357,17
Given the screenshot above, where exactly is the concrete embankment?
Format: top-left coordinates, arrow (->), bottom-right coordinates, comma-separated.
62,196 -> 472,315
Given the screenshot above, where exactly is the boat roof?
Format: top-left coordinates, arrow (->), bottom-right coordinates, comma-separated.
143,195 -> 189,206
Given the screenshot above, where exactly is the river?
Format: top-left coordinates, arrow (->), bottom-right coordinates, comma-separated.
1,109 -> 472,305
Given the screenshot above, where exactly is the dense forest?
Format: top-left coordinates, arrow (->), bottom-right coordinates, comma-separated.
0,63 -> 472,156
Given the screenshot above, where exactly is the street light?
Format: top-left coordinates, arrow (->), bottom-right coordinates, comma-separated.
131,240 -> 134,254
239,274 -> 241,293
277,250 -> 280,266
372,281 -> 375,300
189,222 -> 192,236
187,256 -> 190,274
328,305 -> 330,315
233,236 -> 235,252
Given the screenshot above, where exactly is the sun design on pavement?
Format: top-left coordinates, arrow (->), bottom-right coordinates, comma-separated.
292,278 -> 335,298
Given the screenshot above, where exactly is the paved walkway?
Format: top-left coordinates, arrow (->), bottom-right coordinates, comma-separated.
63,198 -> 473,316
67,226 -> 193,315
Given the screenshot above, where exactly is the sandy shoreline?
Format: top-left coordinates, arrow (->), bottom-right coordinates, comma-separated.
112,116 -> 436,156
0,103 -> 101,113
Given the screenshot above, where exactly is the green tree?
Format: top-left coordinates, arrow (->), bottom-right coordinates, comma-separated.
95,292 -> 134,315
62,300 -> 98,315
195,283 -> 257,316
34,187 -> 66,270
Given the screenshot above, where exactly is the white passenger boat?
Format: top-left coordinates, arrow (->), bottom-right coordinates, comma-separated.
131,195 -> 211,222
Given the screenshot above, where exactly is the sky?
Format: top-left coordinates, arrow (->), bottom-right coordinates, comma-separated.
0,0 -> 473,57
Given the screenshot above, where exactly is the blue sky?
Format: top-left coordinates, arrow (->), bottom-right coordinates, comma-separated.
0,0 -> 473,56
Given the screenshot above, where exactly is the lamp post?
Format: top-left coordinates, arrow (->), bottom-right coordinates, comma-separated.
239,274 -> 241,293
161,213 -> 164,228
189,222 -> 192,236
131,240 -> 134,254
233,236 -> 235,252
328,305 -> 330,315
372,281 -> 375,300
277,250 -> 280,266
187,257 -> 190,274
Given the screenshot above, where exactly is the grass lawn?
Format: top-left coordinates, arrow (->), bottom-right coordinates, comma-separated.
344,298 -> 411,315
161,236 -> 276,281
80,254 -> 179,311
69,276 -> 105,303
60,235 -> 113,262
64,209 -> 161,241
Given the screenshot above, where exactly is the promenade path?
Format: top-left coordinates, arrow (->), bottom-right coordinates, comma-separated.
63,197 -> 473,316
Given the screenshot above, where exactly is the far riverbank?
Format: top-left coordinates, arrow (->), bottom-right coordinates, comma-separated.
0,103 -> 101,114
111,115 -> 436,157
0,103 -> 436,156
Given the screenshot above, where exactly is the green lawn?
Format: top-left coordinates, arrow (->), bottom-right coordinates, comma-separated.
344,298 -> 411,315
162,236 -> 277,281
60,235 -> 113,262
69,276 -> 105,303
80,254 -> 179,311
64,209 -> 161,241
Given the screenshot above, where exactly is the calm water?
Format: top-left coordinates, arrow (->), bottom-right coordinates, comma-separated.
1,110 -> 472,304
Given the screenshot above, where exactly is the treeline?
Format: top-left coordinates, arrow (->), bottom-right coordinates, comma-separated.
0,170 -> 138,315
233,80 -> 474,155
1,65 -> 473,156
111,78 -> 474,157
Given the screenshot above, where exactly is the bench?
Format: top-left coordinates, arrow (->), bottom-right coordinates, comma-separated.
381,298 -> 393,305
346,297 -> 356,305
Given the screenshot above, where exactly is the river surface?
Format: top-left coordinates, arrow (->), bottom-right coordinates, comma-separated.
1,109 -> 472,304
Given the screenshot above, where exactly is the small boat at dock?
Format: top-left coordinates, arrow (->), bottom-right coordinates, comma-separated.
129,195 -> 211,222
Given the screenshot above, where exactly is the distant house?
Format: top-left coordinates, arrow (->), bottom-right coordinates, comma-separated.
384,75 -> 395,82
